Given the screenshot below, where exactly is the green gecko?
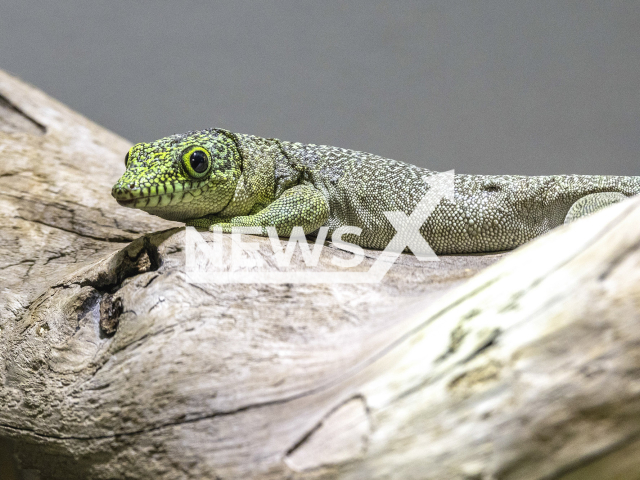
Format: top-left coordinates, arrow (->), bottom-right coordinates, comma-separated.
112,128 -> 639,254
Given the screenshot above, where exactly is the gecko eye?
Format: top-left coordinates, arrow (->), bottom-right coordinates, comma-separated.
190,150 -> 208,173
124,151 -> 129,167
181,146 -> 212,179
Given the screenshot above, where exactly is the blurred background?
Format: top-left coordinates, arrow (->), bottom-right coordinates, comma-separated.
0,1 -> 638,175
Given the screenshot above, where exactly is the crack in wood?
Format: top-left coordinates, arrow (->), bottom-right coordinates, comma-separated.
0,93 -> 46,136
15,216 -> 132,243
285,394 -> 371,471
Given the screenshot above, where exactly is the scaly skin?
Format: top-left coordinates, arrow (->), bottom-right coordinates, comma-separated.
112,128 -> 640,254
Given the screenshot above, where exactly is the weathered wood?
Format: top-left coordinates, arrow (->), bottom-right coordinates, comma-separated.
1,69 -> 640,480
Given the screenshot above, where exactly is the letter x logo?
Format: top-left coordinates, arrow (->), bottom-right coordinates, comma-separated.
382,170 -> 455,261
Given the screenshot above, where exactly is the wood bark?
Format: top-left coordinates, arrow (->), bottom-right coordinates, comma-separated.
1,69 -> 640,480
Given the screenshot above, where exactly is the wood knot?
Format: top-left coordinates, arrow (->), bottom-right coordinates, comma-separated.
99,294 -> 123,336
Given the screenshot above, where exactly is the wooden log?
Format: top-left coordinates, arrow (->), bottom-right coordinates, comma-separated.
1,69 -> 639,480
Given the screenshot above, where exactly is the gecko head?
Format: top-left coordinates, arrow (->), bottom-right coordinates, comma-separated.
111,129 -> 242,221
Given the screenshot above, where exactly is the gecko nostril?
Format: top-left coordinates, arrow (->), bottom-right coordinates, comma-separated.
129,183 -> 135,189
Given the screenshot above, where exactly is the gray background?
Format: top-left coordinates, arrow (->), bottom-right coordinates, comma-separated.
1,1 -> 638,175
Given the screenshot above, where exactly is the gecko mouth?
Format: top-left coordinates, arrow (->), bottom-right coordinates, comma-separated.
115,194 -> 176,209
112,184 -> 208,209
115,198 -> 136,207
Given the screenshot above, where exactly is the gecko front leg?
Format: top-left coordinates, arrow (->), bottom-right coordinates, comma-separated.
209,184 -> 329,236
185,214 -> 231,230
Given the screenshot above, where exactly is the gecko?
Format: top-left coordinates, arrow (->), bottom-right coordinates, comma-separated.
112,128 -> 638,254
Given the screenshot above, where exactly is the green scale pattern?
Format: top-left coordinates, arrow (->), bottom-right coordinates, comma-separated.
112,128 -> 640,254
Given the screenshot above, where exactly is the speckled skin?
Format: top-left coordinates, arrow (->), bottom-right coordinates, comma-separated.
112,128 -> 640,254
